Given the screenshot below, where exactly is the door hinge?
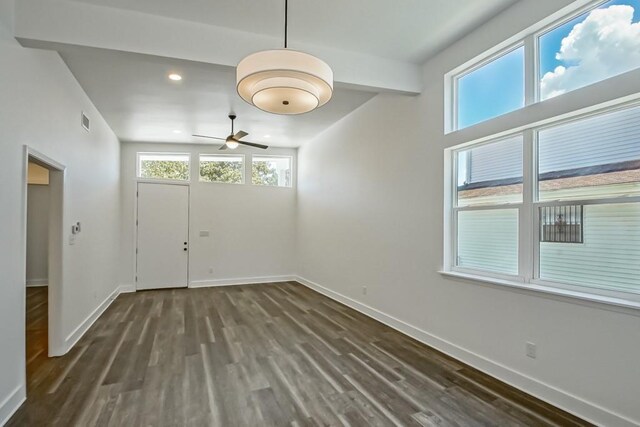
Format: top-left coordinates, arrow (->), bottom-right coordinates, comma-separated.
136,219 -> 138,226
135,275 -> 138,282
136,191 -> 139,197
136,248 -> 138,254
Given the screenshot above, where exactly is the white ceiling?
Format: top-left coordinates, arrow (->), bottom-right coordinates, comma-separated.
15,0 -> 521,147
55,45 -> 375,147
67,0 -> 520,63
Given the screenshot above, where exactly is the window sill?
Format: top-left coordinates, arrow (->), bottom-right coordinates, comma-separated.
439,270 -> 640,315
198,180 -> 245,185
136,178 -> 190,185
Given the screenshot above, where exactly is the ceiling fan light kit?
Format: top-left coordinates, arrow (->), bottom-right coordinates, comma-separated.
193,114 -> 269,150
236,0 -> 333,115
225,138 -> 239,149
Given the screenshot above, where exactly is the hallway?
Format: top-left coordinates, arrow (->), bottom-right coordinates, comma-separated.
25,287 -> 48,391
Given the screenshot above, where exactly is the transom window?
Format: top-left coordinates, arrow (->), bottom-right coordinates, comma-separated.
456,46 -> 525,129
539,0 -> 640,101
448,102 -> 640,302
137,153 -> 190,181
135,153 -> 295,187
252,156 -> 292,188
199,154 -> 244,184
450,0 -> 640,131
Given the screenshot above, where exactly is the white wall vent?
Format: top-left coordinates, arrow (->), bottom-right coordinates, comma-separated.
81,112 -> 90,132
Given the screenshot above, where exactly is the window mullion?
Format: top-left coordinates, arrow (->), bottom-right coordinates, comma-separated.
520,130 -> 535,282
524,34 -> 536,106
446,150 -> 457,270
531,130 -> 541,281
246,153 -> 252,185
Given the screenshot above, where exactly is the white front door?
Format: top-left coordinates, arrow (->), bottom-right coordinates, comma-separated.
136,183 -> 189,290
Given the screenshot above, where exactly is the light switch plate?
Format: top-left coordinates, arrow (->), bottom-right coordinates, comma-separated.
526,342 -> 537,359
199,230 -> 210,237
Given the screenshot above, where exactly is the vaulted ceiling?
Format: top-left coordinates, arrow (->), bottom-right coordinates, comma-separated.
14,0 -> 520,147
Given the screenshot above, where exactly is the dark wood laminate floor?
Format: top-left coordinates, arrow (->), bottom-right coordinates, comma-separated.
11,282 -> 591,426
25,286 -> 49,391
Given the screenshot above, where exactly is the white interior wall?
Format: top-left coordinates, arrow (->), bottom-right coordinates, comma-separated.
0,3 -> 121,421
296,0 -> 640,425
119,142 -> 297,289
26,184 -> 50,285
1,0 -> 639,424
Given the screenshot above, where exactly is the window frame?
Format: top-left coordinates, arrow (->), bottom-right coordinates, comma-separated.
198,153 -> 246,185
451,133 -> 526,281
136,152 -> 191,182
251,155 -> 294,188
446,0 -> 638,132
445,100 -> 640,307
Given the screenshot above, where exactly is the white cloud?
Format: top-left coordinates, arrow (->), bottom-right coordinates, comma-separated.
540,5 -> 640,100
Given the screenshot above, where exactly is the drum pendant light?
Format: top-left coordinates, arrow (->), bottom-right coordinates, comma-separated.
236,0 -> 333,115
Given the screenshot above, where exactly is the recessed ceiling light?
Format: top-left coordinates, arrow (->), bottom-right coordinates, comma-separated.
173,130 -> 182,134
264,134 -> 271,138
168,73 -> 182,81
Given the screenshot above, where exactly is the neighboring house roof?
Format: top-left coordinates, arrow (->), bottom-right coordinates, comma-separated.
458,160 -> 640,199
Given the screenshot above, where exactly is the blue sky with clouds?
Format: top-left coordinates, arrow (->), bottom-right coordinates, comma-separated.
458,0 -> 640,129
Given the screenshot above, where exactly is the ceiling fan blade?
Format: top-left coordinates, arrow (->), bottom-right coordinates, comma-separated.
192,134 -> 226,141
218,144 -> 228,151
233,130 -> 248,140
237,140 -> 269,150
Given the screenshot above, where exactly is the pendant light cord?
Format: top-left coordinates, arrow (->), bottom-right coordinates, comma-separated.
284,0 -> 288,48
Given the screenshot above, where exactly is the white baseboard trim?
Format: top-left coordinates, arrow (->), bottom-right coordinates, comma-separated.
0,384 -> 25,427
1,284 -> 133,424
62,284 -> 130,354
295,276 -> 637,427
190,275 -> 296,288
26,279 -> 48,287
118,283 -> 136,294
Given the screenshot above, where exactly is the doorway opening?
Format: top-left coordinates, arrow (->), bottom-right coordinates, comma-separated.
23,147 -> 65,394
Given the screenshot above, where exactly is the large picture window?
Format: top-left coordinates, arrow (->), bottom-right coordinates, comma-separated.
447,103 -> 640,303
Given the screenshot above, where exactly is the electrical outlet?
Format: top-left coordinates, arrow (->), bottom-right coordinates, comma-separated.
526,342 -> 537,359
362,286 -> 367,295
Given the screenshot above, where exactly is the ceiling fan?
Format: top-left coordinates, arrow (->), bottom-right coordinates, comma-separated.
192,114 -> 268,150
